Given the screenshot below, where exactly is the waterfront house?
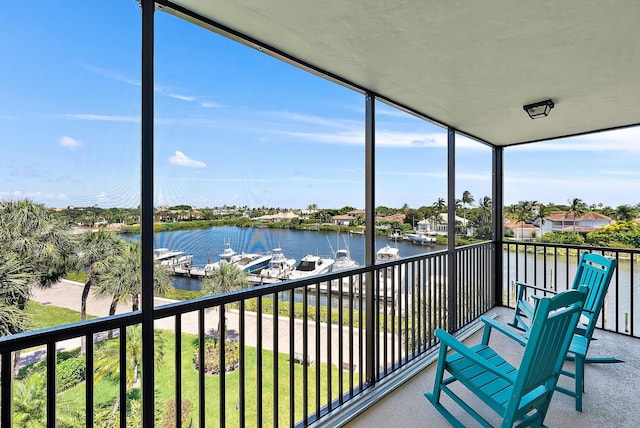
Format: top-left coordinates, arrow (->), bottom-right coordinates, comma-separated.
542,211 -> 613,234
2,2 -> 639,428
504,219 -> 541,240
417,213 -> 468,235
254,212 -> 301,223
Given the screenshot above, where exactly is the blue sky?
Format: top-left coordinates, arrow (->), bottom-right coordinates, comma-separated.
1,1 -> 638,210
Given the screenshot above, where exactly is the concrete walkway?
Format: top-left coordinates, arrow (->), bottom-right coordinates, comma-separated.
30,280 -> 368,371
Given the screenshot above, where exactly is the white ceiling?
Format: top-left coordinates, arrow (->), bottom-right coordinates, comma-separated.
162,0 -> 640,146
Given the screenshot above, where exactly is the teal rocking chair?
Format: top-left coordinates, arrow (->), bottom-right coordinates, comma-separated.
425,288 -> 586,427
509,252 -> 620,411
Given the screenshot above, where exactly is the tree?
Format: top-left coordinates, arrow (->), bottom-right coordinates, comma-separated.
615,204 -> 638,221
461,190 -> 474,235
0,199 -> 72,290
506,201 -> 533,239
433,197 -> 446,214
568,198 -> 587,232
93,243 -> 171,315
532,202 -> 549,235
94,325 -> 166,393
13,372 -> 83,428
202,264 -> 249,336
75,230 -> 125,352
0,250 -> 36,336
0,199 -> 73,374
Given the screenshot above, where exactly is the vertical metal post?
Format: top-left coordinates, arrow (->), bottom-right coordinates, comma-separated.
492,146 -> 504,306
364,92 -> 376,384
140,0 -> 155,425
447,128 -> 457,332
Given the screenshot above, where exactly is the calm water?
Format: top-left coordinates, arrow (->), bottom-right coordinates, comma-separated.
145,226 -> 445,290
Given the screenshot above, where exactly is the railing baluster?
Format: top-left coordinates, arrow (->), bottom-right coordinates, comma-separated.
239,300 -> 246,428
302,286 -> 308,425
46,342 -> 55,428
315,280 -> 321,420
273,292 -> 279,425
220,304 -> 226,428
120,326 -> 127,428
257,297 -> 263,427
175,315 -> 182,428
288,289 -> 295,428
198,309 -> 205,428
86,333 -> 94,428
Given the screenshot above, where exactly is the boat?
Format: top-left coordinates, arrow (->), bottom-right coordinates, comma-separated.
331,248 -> 359,272
376,245 -> 400,262
154,248 -> 187,263
388,230 -> 404,241
288,254 -> 335,280
376,244 -> 404,293
406,231 -> 436,245
202,243 -> 243,271
233,252 -> 273,273
259,248 -> 296,280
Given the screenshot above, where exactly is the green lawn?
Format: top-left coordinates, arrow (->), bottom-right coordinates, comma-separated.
26,301 -> 95,330
22,295 -> 356,427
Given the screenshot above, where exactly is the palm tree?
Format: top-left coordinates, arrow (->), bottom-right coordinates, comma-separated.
531,203 -> 549,238
93,325 -> 167,418
202,264 -> 249,336
433,197 -> 446,214
75,230 -> 125,352
93,243 -> 171,315
568,198 -> 587,232
461,190 -> 474,235
0,250 -> 36,336
0,199 -> 72,374
615,204 -> 638,221
13,372 -> 83,428
0,199 -> 72,291
75,230 -> 125,322
506,201 -> 532,240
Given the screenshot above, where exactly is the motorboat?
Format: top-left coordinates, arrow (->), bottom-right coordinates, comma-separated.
331,248 -> 359,272
233,252 -> 273,273
288,254 -> 335,280
376,245 -> 400,262
406,231 -> 436,245
259,248 -> 296,280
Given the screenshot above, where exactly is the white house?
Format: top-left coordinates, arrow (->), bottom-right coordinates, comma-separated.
540,212 -> 613,234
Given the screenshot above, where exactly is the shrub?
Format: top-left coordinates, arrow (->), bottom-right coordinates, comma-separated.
159,397 -> 193,428
57,357 -> 86,391
193,339 -> 240,375
540,232 -> 585,245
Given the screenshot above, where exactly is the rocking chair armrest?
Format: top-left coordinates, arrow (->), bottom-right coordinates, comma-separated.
435,328 -> 517,383
513,280 -> 558,297
480,316 -> 528,347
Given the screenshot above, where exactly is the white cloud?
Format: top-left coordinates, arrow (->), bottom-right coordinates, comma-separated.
59,136 -> 82,148
169,151 -> 207,168
201,101 -> 222,108
168,93 -> 197,102
65,114 -> 139,123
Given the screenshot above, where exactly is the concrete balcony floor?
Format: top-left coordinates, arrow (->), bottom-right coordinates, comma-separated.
345,307 -> 640,428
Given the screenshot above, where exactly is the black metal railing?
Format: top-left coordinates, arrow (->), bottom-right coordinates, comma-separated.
0,241 -> 492,427
503,241 -> 639,337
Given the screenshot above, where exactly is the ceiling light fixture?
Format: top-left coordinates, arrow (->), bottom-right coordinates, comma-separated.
523,99 -> 555,119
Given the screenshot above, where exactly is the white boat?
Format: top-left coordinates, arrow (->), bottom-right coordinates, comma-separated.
388,231 -> 404,241
154,248 -> 186,263
331,248 -> 359,272
233,252 -> 273,273
259,248 -> 296,280
406,231 -> 436,245
203,243 -> 243,271
288,254 -> 335,280
376,245 -> 400,262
